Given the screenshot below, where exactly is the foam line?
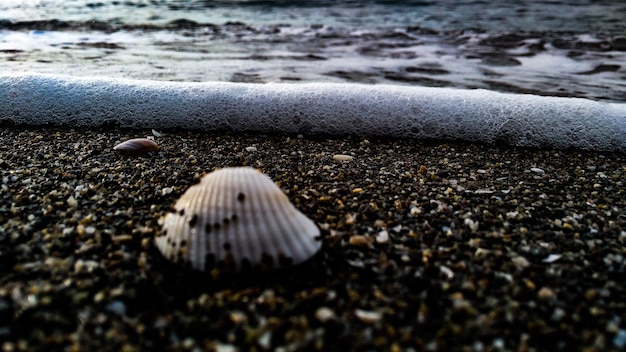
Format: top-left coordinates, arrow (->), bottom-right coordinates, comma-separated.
1,73 -> 625,151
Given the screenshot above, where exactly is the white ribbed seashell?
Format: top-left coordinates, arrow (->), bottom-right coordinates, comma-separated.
156,167 -> 321,272
113,138 -> 159,152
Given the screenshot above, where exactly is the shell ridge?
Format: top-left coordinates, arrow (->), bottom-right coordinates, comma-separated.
212,168 -> 231,268
225,168 -> 246,269
248,169 -> 278,267
259,177 -> 292,268
282,207 -> 312,264
191,181 -> 208,270
284,198 -> 320,265
196,175 -> 213,270
178,184 -> 194,269
237,168 -> 259,269
271,191 -> 303,265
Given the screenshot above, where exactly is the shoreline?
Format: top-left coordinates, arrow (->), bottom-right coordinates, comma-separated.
1,126 -> 625,351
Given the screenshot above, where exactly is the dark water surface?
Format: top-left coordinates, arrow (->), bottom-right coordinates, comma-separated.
1,0 -> 626,101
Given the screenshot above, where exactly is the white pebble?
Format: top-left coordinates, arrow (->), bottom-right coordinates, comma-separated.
315,307 -> 337,322
376,230 -> 389,243
333,154 -> 354,162
354,309 -> 382,323
245,146 -> 257,152
542,254 -> 562,263
67,196 -> 78,208
530,167 -> 545,174
440,265 -> 454,279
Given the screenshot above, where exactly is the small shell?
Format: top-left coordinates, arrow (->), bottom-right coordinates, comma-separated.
156,167 -> 321,272
113,138 -> 159,152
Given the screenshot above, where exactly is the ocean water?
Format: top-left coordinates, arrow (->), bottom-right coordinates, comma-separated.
2,0 -> 626,102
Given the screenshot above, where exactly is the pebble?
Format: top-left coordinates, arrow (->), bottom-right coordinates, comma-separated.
315,307 -> 337,322
530,167 -> 545,174
354,309 -> 382,323
333,154 -> 354,161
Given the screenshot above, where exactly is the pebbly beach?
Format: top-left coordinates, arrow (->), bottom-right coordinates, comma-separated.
0,127 -> 624,351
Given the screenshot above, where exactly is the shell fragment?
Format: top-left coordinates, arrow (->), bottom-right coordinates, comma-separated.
113,138 -> 159,152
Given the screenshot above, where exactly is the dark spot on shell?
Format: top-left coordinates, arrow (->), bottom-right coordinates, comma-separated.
241,258 -> 252,271
213,222 -> 221,231
261,252 -> 274,266
166,237 -> 172,244
178,209 -> 185,216
222,253 -> 236,270
180,240 -> 187,248
231,214 -> 238,221
157,229 -> 167,237
223,217 -> 230,225
188,214 -> 198,227
205,223 -> 212,234
204,253 -> 216,270
237,193 -> 245,202
223,242 -> 231,251
167,206 -> 177,213
278,253 -> 294,267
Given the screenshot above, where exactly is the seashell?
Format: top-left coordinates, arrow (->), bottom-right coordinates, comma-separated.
156,167 -> 321,272
113,138 -> 159,152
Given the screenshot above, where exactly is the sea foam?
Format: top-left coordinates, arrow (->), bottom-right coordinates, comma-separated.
1,73 -> 625,151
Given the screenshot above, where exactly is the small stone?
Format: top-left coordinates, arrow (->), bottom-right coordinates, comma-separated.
542,254 -> 562,263
333,154 -> 354,162
511,255 -> 530,269
354,309 -> 382,323
538,287 -> 555,299
530,167 -> 545,174
349,235 -> 372,248
376,230 -> 389,243
67,196 -> 78,208
613,329 -> 626,348
245,146 -> 257,152
315,307 -> 336,322
74,259 -> 102,273
229,311 -> 248,324
106,301 -> 127,316
440,265 -> 454,279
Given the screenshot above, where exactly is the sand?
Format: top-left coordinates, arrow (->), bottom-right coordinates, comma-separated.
0,126 -> 625,351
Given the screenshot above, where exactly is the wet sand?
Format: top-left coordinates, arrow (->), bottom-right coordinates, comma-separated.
0,127 -> 625,351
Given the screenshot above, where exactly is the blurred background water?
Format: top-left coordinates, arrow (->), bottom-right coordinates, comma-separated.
1,0 -> 625,102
